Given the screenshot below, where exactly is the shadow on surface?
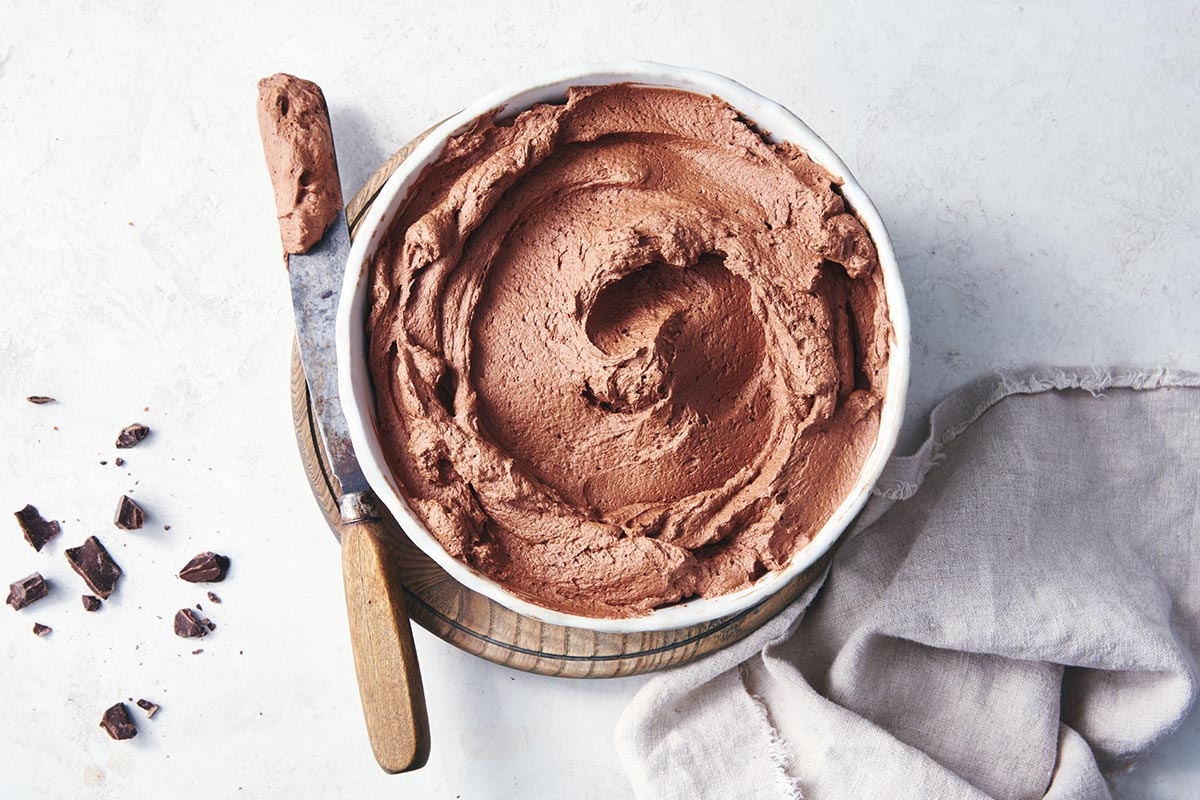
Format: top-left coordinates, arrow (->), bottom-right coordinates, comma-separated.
330,104 -> 394,205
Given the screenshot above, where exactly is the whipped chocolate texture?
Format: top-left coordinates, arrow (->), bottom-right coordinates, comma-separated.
368,84 -> 890,617
257,73 -> 342,254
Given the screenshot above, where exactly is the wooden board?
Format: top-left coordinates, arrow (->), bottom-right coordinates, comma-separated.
290,136 -> 829,678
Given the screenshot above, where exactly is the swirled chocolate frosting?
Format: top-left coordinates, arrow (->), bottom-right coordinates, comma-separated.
368,84 -> 890,617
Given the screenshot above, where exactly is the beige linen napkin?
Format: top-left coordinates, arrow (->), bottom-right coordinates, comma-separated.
617,368 -> 1200,800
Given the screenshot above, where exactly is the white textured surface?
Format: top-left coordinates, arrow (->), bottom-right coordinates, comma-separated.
0,2 -> 1196,798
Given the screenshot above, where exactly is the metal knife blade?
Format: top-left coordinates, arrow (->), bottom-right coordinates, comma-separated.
288,212 -> 375,524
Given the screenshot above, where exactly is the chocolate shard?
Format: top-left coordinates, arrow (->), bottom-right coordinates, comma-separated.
100,703 -> 137,740
26,396 -> 55,404
178,552 -> 230,583
135,699 -> 160,719
14,504 -> 61,551
7,573 -> 50,610
113,495 -> 145,531
174,608 -> 208,638
82,594 -> 102,612
115,423 -> 149,449
206,591 -> 222,604
65,536 -> 123,599
32,622 -> 52,637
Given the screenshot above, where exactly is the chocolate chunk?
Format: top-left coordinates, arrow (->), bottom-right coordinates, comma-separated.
177,552 -> 230,583
114,457 -> 125,467
174,608 -> 208,638
32,622 -> 51,637
82,594 -> 102,612
26,396 -> 55,404
7,573 -> 49,610
65,536 -> 123,599
100,703 -> 137,740
206,591 -> 222,604
135,699 -> 160,718
113,495 -> 145,531
14,504 -> 60,552
115,423 -> 149,449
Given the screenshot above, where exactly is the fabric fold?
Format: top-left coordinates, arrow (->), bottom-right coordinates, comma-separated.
617,367 -> 1200,800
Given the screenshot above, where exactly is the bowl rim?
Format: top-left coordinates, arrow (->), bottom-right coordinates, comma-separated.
336,60 -> 910,634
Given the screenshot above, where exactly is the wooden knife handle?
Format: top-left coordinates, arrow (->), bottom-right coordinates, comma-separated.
342,519 -> 431,773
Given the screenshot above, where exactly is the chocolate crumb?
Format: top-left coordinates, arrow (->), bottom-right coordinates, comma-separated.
113,495 -> 145,530
115,457 -> 125,467
174,608 -> 208,638
100,703 -> 137,740
26,396 -> 55,404
82,594 -> 102,611
192,648 -> 204,655
178,552 -> 230,583
195,603 -> 202,611
135,699 -> 160,718
32,622 -> 51,637
163,524 -> 171,531
99,460 -> 108,465
7,573 -> 50,610
65,536 -> 123,599
206,591 -> 222,604
115,423 -> 149,449
14,504 -> 61,551
202,618 -> 216,632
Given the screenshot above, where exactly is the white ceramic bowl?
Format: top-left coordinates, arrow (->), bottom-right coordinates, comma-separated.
338,61 -> 909,633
